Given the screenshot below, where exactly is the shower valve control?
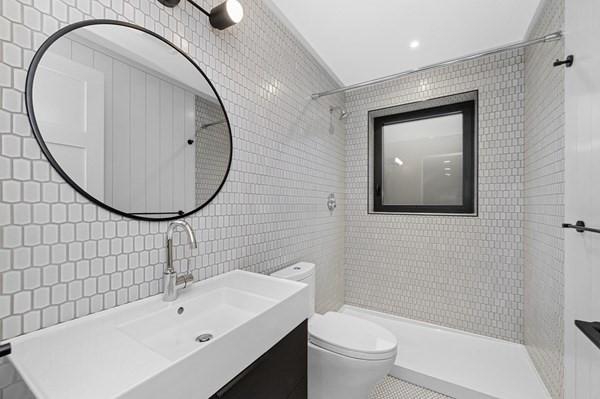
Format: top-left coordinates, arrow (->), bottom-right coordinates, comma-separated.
327,193 -> 337,212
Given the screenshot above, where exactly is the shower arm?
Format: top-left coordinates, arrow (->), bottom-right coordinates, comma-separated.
200,119 -> 227,129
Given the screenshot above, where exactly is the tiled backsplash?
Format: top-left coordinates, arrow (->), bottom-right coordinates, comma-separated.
344,50 -> 526,342
523,0 -> 565,397
0,0 -> 345,396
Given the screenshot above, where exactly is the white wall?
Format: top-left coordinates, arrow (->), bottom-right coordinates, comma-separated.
522,0 -> 565,397
564,0 -> 600,398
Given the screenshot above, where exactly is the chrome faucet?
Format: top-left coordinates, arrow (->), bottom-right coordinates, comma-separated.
163,220 -> 198,302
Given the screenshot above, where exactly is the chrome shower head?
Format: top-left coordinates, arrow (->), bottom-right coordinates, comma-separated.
330,106 -> 349,120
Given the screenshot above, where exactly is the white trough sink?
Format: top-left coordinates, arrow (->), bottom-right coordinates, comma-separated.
8,270 -> 309,399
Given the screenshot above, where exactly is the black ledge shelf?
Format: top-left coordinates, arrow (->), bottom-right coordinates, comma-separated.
575,320 -> 600,351
0,342 -> 11,358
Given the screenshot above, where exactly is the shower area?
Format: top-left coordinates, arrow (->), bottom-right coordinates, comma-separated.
307,0 -> 567,397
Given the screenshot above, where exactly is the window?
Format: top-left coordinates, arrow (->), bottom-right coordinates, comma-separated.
370,92 -> 477,215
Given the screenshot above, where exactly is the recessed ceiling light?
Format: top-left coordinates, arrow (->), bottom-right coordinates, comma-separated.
394,157 -> 404,166
443,160 -> 452,164
409,40 -> 420,49
444,167 -> 451,171
445,173 -> 452,176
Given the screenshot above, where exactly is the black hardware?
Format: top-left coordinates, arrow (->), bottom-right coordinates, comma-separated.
158,0 -> 181,7
575,320 -> 600,351
0,342 -> 11,358
158,0 -> 210,17
562,220 -> 600,234
375,184 -> 381,197
553,55 -> 574,68
187,139 -> 194,145
131,211 -> 184,216
187,0 -> 211,17
159,1 -> 241,30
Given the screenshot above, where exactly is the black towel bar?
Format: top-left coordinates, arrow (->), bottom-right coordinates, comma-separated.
553,54 -> 574,68
562,220 -> 600,234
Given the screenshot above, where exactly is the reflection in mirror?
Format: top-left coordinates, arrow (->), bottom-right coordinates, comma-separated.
28,21 -> 231,220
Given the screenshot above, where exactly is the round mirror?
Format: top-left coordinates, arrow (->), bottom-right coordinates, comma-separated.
26,20 -> 232,221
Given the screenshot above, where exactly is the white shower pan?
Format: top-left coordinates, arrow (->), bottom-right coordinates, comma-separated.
340,306 -> 551,399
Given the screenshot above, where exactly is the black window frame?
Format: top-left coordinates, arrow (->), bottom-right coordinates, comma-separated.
373,100 -> 476,215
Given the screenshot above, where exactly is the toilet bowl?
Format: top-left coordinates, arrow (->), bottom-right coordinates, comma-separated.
271,262 -> 397,399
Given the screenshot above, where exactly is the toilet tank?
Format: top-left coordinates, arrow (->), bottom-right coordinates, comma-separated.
271,262 -> 315,317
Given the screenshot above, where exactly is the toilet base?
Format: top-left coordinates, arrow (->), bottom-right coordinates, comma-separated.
308,342 -> 395,399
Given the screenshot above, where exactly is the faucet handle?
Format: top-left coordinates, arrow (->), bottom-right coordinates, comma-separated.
176,273 -> 194,288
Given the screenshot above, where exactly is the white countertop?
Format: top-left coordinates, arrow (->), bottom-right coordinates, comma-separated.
8,271 -> 309,399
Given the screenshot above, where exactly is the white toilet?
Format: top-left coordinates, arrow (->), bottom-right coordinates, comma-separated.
271,262 -> 397,399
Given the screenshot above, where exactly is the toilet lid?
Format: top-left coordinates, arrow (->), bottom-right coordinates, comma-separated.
309,312 -> 397,361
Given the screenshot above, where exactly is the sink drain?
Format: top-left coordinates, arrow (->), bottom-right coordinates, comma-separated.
195,333 -> 213,343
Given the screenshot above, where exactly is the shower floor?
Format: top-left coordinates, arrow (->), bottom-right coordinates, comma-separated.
340,306 -> 550,399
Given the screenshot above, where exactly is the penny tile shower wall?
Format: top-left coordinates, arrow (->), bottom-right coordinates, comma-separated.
0,0 -> 346,395
344,50 -> 525,342
523,0 -> 565,397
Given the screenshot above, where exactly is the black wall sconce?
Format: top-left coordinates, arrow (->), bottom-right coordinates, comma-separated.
158,0 -> 244,30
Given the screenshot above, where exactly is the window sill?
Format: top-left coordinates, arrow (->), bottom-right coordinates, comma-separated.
367,210 -> 479,217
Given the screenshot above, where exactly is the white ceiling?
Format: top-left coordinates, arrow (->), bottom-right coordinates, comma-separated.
267,0 -> 541,86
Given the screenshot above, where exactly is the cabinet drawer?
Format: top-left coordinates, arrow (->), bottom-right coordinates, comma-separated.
211,320 -> 307,399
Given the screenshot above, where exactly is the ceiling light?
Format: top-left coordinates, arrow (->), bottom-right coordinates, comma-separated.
210,0 -> 244,30
394,157 -> 404,166
444,167 -> 451,171
445,173 -> 452,176
409,40 -> 420,49
443,160 -> 451,163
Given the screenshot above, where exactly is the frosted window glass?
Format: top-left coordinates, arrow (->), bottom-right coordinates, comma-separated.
382,114 -> 463,206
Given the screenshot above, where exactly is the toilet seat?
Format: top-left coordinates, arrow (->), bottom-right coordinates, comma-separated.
308,312 -> 397,361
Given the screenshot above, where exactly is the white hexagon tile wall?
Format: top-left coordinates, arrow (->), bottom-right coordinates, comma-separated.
0,0 -> 346,396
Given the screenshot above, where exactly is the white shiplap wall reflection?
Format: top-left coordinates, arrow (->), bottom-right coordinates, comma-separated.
0,0 -> 346,396
46,34 -> 198,213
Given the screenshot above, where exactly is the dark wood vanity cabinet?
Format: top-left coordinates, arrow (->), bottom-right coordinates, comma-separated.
210,320 -> 308,399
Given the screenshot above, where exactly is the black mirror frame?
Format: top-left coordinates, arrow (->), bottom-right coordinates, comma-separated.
25,19 -> 233,222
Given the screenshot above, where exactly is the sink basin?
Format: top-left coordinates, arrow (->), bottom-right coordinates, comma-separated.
8,270 -> 309,399
118,287 -> 278,361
